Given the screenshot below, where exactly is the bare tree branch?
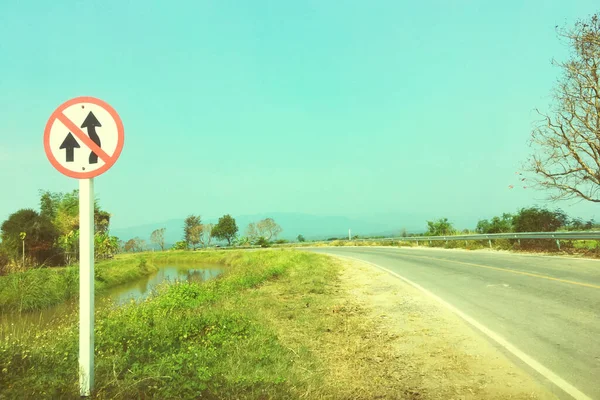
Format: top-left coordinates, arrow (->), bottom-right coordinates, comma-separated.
527,13 -> 600,202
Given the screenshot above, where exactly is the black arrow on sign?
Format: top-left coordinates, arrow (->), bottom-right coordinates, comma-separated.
60,132 -> 80,162
81,111 -> 102,164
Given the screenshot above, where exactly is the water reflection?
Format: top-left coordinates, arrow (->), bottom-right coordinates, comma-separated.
108,265 -> 223,305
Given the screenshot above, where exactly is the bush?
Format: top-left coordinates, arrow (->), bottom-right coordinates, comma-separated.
513,207 -> 568,232
256,237 -> 270,248
171,241 -> 188,250
476,214 -> 513,234
426,218 -> 454,236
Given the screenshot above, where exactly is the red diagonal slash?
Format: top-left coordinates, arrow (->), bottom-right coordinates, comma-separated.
56,113 -> 111,163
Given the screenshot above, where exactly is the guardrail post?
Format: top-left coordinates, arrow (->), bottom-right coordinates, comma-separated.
518,239 -> 521,246
416,240 -> 419,246
556,239 -> 561,250
465,240 -> 468,247
488,239 -> 492,248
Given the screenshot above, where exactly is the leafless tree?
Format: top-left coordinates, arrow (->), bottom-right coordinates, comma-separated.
150,228 -> 166,251
528,13 -> 600,202
245,222 -> 259,243
257,218 -> 282,241
200,223 -> 214,247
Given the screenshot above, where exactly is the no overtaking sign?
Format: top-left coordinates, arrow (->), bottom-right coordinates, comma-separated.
44,96 -> 124,396
44,96 -> 124,179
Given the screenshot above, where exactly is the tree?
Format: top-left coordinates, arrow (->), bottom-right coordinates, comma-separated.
189,225 -> 202,250
57,230 -> 79,264
0,209 -> 59,265
400,228 -> 408,238
94,210 -> 111,235
246,222 -> 259,243
426,218 -> 454,236
124,239 -> 135,252
256,218 -> 282,241
133,237 -> 147,252
527,13 -> 600,202
124,238 -> 145,253
184,215 -> 202,249
297,234 -> 306,242
512,207 -> 568,232
38,190 -> 114,262
39,190 -> 62,220
568,217 -> 585,231
95,233 -> 119,260
150,228 -> 166,251
476,213 -> 514,234
0,249 -> 9,275
211,214 -> 238,245
201,223 -> 214,247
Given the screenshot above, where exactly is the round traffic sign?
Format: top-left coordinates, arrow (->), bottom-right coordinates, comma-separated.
44,96 -> 124,179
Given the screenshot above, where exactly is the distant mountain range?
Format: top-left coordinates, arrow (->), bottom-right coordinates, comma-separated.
110,212 -> 429,248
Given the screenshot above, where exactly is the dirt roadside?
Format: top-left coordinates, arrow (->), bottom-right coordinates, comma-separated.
329,256 -> 559,400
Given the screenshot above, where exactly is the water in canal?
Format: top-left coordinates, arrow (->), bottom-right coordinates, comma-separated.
0,263 -> 223,335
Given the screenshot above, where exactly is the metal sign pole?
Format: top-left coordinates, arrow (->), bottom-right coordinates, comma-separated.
79,178 -> 95,396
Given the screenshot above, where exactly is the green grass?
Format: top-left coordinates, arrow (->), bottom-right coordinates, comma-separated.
0,250 -> 338,399
0,256 -> 158,313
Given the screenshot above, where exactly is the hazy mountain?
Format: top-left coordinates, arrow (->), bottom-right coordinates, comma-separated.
110,212 -> 427,247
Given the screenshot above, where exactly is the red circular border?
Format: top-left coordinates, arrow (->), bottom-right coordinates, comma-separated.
43,96 -> 125,179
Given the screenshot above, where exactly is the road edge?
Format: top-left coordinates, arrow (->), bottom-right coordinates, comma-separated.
331,253 -> 592,400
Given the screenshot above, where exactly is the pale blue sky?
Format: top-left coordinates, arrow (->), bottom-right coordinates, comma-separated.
1,0 -> 599,230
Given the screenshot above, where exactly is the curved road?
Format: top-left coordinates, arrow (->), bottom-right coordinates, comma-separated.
306,246 -> 600,400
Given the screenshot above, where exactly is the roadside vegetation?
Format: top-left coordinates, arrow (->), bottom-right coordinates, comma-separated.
0,250 -> 369,399
280,206 -> 600,256
0,190 -> 119,275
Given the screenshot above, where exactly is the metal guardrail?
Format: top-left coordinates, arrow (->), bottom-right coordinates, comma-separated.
352,231 -> 600,250
362,231 -> 600,241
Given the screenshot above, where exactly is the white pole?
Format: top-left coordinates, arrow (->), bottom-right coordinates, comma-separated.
349,229 -> 351,241
79,178 -> 95,396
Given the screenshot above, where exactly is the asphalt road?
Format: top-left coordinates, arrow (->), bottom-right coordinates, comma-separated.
305,246 -> 600,400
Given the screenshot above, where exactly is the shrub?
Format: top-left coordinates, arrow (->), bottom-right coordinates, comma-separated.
171,241 -> 188,250
256,237 -> 270,248
476,214 -> 513,234
426,218 -> 454,236
512,207 -> 568,232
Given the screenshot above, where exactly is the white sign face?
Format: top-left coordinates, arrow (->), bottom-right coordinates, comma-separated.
44,97 -> 124,179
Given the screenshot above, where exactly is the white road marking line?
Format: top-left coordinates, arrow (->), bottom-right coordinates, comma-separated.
332,254 -> 592,400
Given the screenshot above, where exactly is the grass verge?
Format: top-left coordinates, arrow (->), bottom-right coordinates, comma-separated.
0,250 -> 328,398
0,256 -> 158,313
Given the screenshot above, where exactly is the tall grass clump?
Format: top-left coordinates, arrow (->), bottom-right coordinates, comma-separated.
0,257 -> 158,313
